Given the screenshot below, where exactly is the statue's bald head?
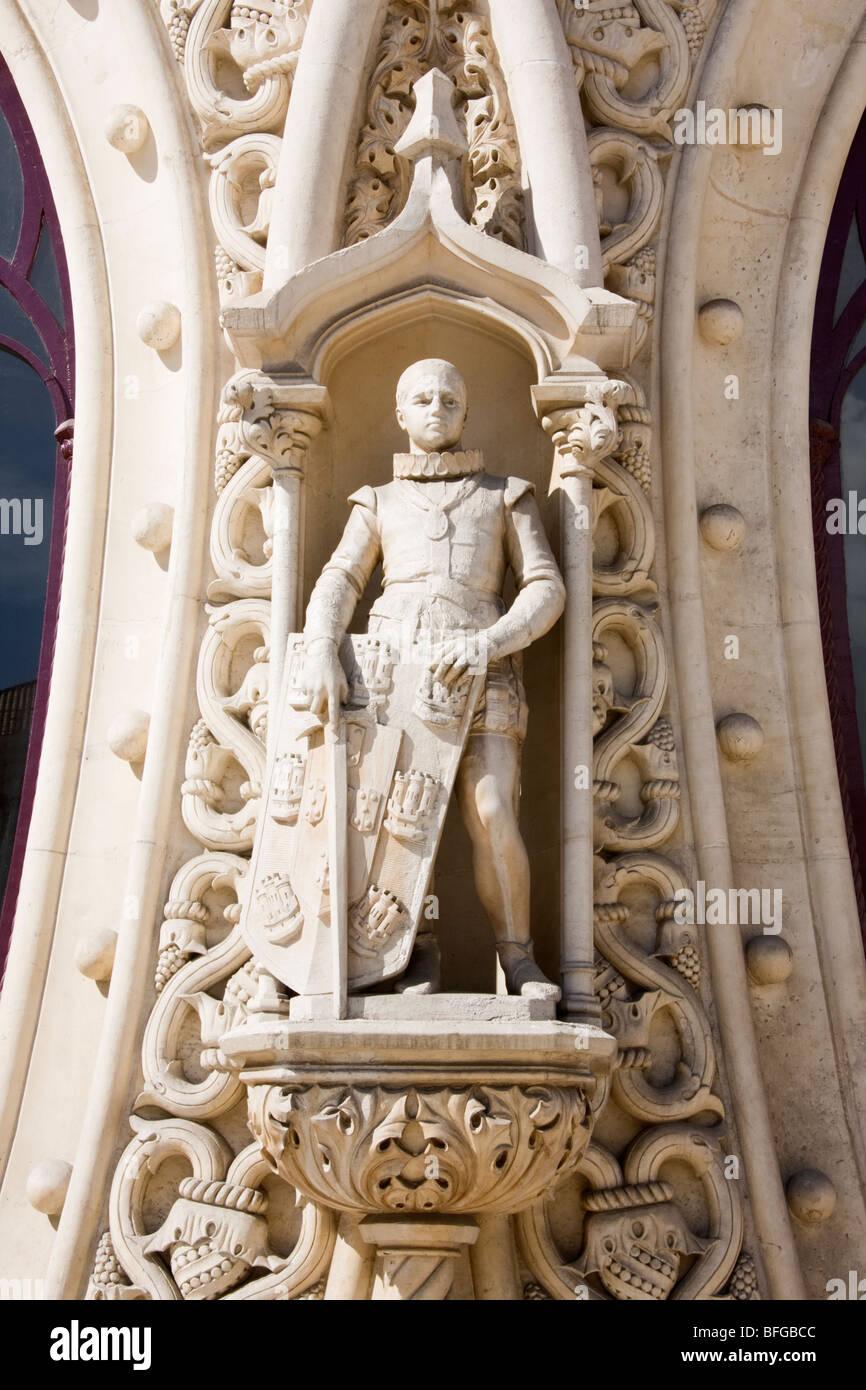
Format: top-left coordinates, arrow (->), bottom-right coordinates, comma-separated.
396,359 -> 467,411
395,360 -> 468,453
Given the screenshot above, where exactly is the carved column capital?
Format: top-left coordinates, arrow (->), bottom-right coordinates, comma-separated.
537,377 -> 635,478
219,370 -> 331,477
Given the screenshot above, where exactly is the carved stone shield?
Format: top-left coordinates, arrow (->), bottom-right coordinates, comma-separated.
242,632 -> 484,995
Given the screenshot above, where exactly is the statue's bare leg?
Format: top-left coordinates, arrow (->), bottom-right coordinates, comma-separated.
456,733 -> 560,1001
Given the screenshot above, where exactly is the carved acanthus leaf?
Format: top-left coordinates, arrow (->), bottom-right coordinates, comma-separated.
249,1083 -> 592,1218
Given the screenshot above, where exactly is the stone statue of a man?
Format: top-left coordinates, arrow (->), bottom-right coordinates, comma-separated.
300,359 -> 566,999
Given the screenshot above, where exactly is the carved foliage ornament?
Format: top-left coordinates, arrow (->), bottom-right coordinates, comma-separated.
344,0 -> 524,249
248,1084 -> 592,1217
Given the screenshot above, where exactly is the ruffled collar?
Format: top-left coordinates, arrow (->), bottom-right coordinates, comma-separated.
393,449 -> 484,480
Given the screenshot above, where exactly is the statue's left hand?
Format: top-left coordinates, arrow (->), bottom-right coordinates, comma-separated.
428,631 -> 488,688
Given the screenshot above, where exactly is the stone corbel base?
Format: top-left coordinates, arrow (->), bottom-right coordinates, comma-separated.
220,1015 -> 615,1300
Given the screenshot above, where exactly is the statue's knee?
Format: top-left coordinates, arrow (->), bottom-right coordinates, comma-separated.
474,781 -> 515,838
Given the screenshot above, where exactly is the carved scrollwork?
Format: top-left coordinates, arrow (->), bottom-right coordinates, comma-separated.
558,1 -> 718,351
181,0 -> 310,152
594,853 -> 720,1123
248,1083 -> 592,1218
105,1120 -> 333,1301
592,601 -> 679,851
208,453 -> 274,601
158,2 -> 309,304
155,851 -> 246,992
181,599 -> 269,851
140,859 -> 251,1119
560,0 -> 692,141
592,454 -> 656,595
517,1122 -> 741,1301
588,129 -> 666,272
208,370 -> 326,599
107,1116 -> 231,1301
207,132 -> 282,274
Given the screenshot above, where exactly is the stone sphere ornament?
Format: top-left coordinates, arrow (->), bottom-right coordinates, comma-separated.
74,928 -> 118,982
717,713 -> 764,762
104,104 -> 150,154
26,1159 -> 73,1217
746,934 -> 793,985
698,299 -> 744,347
785,1169 -> 837,1226
108,709 -> 150,763
132,502 -> 174,553
700,504 -> 746,552
137,300 -> 181,352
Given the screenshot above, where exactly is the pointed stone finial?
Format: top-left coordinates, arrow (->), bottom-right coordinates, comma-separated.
394,68 -> 467,164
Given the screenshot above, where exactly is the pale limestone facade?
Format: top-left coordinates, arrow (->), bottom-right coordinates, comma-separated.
0,0 -> 865,1301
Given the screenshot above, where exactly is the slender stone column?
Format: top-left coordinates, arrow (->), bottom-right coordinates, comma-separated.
269,447 -> 306,711
264,0 -> 391,287
469,1214 -> 522,1300
535,378 -> 633,1020
361,1216 -> 479,1300
487,0 -> 603,285
223,376 -> 330,745
324,1215 -> 375,1300
265,404 -> 326,733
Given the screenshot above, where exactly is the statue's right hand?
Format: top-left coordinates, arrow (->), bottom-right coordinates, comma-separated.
302,639 -> 348,728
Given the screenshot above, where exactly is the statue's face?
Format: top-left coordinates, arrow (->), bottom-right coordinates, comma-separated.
396,368 -> 468,453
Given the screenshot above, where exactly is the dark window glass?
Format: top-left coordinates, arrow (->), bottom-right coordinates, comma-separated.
810,107 -> 866,938
0,55 -> 74,971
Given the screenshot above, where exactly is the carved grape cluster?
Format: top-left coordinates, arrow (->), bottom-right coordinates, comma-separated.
163,3 -> 192,64
214,245 -> 239,281
677,2 -> 707,58
594,953 -> 628,1013
523,1281 -> 552,1301
154,942 -> 185,994
294,1278 -> 326,1301
224,961 -> 262,1010
91,1232 -> 130,1292
188,718 -> 214,755
617,439 -> 651,494
728,1251 -> 760,1301
647,718 -> 675,754
670,941 -> 701,990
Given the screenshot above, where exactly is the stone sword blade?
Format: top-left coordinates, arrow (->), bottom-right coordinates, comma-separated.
325,717 -> 349,1018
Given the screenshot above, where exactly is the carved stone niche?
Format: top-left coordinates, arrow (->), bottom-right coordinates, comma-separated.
221,1014 -> 615,1300
202,64 -> 636,1301
220,67 -> 639,996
